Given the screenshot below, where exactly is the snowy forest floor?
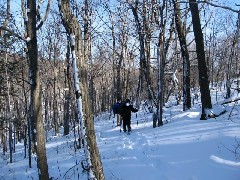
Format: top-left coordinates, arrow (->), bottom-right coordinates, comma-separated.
1,88 -> 240,180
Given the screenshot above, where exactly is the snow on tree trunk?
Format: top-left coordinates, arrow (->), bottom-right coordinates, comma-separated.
58,1 -> 105,178
69,34 -> 95,179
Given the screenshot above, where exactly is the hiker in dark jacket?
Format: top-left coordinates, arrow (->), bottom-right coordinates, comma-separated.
112,98 -> 122,117
119,99 -> 138,132
112,98 -> 123,126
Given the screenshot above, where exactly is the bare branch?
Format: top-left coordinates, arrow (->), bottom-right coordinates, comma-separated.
199,1 -> 239,13
0,26 -> 27,42
180,0 -> 239,13
36,0 -> 52,30
222,97 -> 240,105
21,0 -> 26,22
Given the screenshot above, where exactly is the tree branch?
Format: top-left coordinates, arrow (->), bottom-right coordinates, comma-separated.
198,1 -> 239,13
0,26 -> 27,42
36,0 -> 52,30
180,1 -> 239,13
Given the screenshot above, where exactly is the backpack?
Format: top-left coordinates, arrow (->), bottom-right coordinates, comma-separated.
112,102 -> 123,115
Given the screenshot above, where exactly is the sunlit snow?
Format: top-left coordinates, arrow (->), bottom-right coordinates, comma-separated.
1,88 -> 240,180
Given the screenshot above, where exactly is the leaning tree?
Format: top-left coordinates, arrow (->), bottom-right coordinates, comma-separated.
58,0 -> 105,179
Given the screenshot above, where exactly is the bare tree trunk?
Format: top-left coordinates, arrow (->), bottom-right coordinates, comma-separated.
53,48 -> 59,135
2,117 -> 7,154
59,1 -> 104,179
156,41 -> 164,127
236,13 -> 240,93
26,0 -> 49,179
189,0 -> 212,118
84,0 -> 94,113
5,52 -> 13,163
1,0 -> 13,163
116,55 -> 123,100
130,1 -> 155,107
142,0 -> 156,104
21,58 -> 30,162
153,0 -> 169,127
173,0 -> 191,110
110,14 -> 119,100
64,46 -> 70,135
226,13 -> 240,98
117,14 -> 129,101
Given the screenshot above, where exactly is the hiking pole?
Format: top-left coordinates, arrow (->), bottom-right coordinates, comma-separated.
119,116 -> 122,132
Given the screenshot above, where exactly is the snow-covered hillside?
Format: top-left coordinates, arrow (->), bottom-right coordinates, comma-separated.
1,88 -> 240,180
95,103 -> 240,180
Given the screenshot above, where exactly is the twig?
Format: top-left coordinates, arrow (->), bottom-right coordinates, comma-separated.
228,101 -> 239,122
180,1 -> 239,13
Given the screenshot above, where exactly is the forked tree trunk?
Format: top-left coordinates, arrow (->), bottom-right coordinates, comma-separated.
130,2 -> 155,107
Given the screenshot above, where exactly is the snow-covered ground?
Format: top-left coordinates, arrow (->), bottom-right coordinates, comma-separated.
1,88 -> 240,180
96,105 -> 240,180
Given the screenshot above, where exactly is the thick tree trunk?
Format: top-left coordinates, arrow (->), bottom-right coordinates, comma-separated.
59,1 -> 104,179
173,0 -> 191,110
26,0 -> 49,179
84,0 -> 95,113
189,0 -> 212,113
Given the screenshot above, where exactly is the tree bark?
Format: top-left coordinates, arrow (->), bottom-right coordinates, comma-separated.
173,0 -> 191,110
130,1 -> 155,107
26,0 -> 49,179
64,47 -> 70,135
53,46 -> 59,135
189,0 -> 212,113
226,13 -> 240,98
154,0 -> 168,127
59,1 -> 104,179
5,52 -> 13,163
110,14 -> 119,100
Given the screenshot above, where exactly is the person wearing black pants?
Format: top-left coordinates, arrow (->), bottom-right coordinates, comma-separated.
120,99 -> 138,132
